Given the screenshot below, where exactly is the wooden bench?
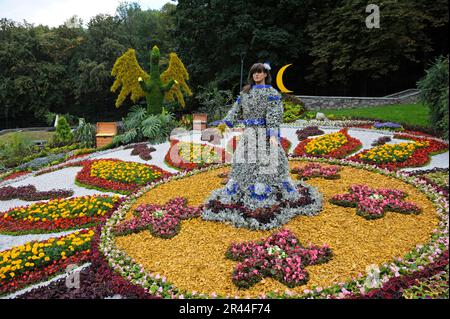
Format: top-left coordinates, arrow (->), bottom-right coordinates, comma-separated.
96,122 -> 117,148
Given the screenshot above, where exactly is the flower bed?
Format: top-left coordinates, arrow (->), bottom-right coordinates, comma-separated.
330,185 -> 421,220
349,135 -> 448,171
98,156 -> 447,299
372,136 -> 392,147
348,250 -> 448,299
114,197 -> 202,239
164,139 -> 228,171
227,135 -> 292,154
293,128 -> 362,159
290,163 -> 341,180
76,159 -> 172,194
372,122 -> 404,131
0,229 -> 94,296
0,171 -> 30,183
0,195 -> 121,235
296,126 -> 325,140
0,185 -> 73,201
127,143 -> 156,161
17,225 -> 156,299
226,229 -> 332,289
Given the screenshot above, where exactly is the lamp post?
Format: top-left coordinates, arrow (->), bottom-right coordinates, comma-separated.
240,51 -> 246,91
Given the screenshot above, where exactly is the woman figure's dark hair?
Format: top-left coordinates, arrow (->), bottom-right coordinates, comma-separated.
241,63 -> 272,94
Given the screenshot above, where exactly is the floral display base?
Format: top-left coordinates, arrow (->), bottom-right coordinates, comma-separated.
202,180 -> 323,230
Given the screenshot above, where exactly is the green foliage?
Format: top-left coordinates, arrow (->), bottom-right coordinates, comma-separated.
53,116 -> 74,145
0,133 -> 35,168
305,0 -> 449,93
283,101 -> 305,123
74,119 -> 96,148
196,83 -> 234,122
417,56 -> 449,139
113,106 -> 176,145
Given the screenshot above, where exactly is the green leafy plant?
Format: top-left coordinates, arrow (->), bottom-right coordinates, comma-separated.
417,55 -> 449,139
74,119 -> 96,148
196,83 -> 234,122
113,106 -> 177,145
0,133 -> 35,168
283,101 -> 305,123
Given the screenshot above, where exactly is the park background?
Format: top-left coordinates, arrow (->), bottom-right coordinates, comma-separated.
0,0 -> 448,129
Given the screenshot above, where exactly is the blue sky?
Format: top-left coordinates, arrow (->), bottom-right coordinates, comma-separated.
0,0 -> 176,27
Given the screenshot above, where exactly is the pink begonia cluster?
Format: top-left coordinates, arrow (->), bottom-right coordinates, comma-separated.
291,163 -> 341,180
226,229 -> 332,288
330,185 -> 421,219
113,197 -> 202,239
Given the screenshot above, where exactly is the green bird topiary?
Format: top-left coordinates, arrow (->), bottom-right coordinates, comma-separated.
138,46 -> 177,115
111,45 -> 192,115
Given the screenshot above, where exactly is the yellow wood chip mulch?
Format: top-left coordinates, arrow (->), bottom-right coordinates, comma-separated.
115,161 -> 439,297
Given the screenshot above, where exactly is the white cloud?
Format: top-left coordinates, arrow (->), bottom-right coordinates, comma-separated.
0,0 -> 175,27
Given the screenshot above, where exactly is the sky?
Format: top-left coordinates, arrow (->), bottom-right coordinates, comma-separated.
0,0 -> 176,27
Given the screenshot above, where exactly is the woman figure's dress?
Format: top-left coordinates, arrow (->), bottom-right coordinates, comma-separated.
202,84 -> 322,230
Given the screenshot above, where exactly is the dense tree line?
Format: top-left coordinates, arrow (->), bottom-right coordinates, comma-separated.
174,0 -> 448,96
0,2 -> 176,128
0,0 -> 448,128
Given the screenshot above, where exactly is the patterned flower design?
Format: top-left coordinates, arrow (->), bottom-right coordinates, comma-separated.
226,229 -> 333,288
330,185 -> 421,220
113,198 -> 202,239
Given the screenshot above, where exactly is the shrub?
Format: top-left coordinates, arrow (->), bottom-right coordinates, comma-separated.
53,116 -> 74,145
0,133 -> 35,168
196,83 -> 234,122
283,101 -> 305,123
417,55 -> 449,139
74,119 -> 96,148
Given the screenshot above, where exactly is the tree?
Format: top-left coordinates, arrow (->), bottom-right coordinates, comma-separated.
305,0 -> 449,95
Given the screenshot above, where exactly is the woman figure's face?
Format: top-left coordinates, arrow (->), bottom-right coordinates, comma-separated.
252,70 -> 267,85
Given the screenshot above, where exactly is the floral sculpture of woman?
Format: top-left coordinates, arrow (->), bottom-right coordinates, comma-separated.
202,63 -> 322,230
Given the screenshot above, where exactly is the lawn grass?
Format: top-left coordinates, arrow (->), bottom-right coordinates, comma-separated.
306,103 -> 431,128
0,131 -> 55,145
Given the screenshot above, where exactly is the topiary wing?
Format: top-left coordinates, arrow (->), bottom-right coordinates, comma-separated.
160,52 -> 193,108
111,48 -> 149,108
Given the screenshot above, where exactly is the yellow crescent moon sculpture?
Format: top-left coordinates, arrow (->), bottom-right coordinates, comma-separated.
276,64 -> 294,93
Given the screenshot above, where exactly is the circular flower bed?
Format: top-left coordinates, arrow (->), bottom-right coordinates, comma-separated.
75,159 -> 172,194
0,195 -> 121,235
98,157 -> 447,299
293,128 -> 362,159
